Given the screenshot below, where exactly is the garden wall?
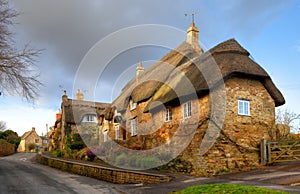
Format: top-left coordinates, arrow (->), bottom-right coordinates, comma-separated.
36,154 -> 172,184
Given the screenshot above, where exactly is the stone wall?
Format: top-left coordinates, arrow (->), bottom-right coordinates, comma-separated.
0,142 -> 15,156
178,77 -> 276,175
36,154 -> 172,184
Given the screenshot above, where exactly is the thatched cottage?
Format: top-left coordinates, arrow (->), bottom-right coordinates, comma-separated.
50,90 -> 110,150
100,22 -> 285,175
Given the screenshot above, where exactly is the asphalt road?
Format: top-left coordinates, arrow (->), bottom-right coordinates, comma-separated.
0,153 -> 118,194
2,153 -> 300,194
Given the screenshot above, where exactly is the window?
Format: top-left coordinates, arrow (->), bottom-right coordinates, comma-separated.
35,139 -> 39,143
115,125 -> 120,140
131,118 -> 137,136
165,108 -> 172,122
238,100 -> 250,116
130,100 -> 137,110
182,101 -> 192,119
82,114 -> 97,123
103,130 -> 108,142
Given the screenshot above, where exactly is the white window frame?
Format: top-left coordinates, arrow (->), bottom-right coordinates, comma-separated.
238,99 -> 250,116
182,101 -> 192,119
165,108 -> 172,122
103,130 -> 108,142
130,100 -> 137,110
131,118 -> 137,136
115,125 -> 120,140
82,114 -> 97,123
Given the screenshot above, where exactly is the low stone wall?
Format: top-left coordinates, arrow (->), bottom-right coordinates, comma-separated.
36,154 -> 172,184
0,142 -> 15,156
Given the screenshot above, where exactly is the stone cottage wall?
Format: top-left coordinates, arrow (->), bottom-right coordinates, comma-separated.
179,77 -> 276,175
107,77 -> 276,176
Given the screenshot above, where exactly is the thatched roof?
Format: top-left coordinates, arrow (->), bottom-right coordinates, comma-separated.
113,38 -> 285,112
62,99 -> 110,124
112,41 -> 202,111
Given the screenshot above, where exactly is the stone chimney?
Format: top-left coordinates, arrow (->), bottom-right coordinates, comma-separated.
62,90 -> 68,103
136,61 -> 145,80
186,22 -> 203,53
76,89 -> 84,100
32,127 -> 35,132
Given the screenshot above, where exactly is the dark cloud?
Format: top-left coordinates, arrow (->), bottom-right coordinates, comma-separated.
9,0 -> 294,108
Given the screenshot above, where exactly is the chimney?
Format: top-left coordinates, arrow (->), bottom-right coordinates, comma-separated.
56,109 -> 61,120
186,23 -> 203,53
32,127 -> 35,132
62,90 -> 68,103
76,89 -> 84,100
136,61 -> 145,79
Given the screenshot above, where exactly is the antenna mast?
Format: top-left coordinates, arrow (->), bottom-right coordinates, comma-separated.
184,11 -> 201,24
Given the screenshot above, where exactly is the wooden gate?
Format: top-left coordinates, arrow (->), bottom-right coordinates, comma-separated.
261,139 -> 300,165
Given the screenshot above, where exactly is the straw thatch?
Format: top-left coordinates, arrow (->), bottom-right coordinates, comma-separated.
62,99 -> 110,124
113,38 -> 285,113
112,41 -> 202,111
145,39 -> 285,111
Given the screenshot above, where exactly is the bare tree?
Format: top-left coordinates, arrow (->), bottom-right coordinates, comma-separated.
276,108 -> 300,133
0,120 -> 7,131
0,0 -> 42,102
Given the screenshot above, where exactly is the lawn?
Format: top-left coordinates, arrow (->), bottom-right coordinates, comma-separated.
171,183 -> 288,194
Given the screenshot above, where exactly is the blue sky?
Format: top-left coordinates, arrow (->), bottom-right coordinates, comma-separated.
0,0 -> 299,136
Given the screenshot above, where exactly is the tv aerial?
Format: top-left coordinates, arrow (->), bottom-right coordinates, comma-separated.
184,11 -> 202,23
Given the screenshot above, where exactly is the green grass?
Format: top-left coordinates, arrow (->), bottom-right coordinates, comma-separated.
171,183 -> 288,194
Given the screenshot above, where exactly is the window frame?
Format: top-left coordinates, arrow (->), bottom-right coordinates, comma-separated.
103,130 -> 108,142
115,125 -> 120,140
131,118 -> 137,136
165,107 -> 172,122
238,99 -> 250,116
82,114 -> 97,123
130,100 -> 137,110
182,101 -> 192,119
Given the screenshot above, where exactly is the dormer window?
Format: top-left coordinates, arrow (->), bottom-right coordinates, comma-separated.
82,114 -> 98,123
130,100 -> 137,110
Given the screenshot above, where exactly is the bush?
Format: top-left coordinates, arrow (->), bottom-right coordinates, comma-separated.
28,143 -> 36,151
86,149 -> 96,161
140,156 -> 159,169
69,142 -> 85,150
115,153 -> 127,166
57,150 -> 64,157
128,155 -> 138,168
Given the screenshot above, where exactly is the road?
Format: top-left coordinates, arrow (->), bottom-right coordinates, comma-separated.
0,153 -> 119,194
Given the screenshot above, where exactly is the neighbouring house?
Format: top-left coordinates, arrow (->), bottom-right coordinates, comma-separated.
18,127 -> 42,152
50,89 -> 110,150
99,22 -> 285,175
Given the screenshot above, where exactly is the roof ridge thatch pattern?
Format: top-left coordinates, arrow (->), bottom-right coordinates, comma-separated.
112,38 -> 284,112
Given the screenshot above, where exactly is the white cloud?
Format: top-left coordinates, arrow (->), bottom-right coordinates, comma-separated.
0,99 -> 57,136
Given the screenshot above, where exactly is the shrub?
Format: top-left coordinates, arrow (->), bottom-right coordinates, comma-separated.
28,143 -> 36,151
128,155 -> 138,168
69,142 -> 85,150
140,156 -> 159,169
115,153 -> 127,166
57,150 -> 65,157
86,149 -> 96,161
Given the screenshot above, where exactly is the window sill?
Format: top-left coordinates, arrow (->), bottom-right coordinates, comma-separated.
238,114 -> 251,117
